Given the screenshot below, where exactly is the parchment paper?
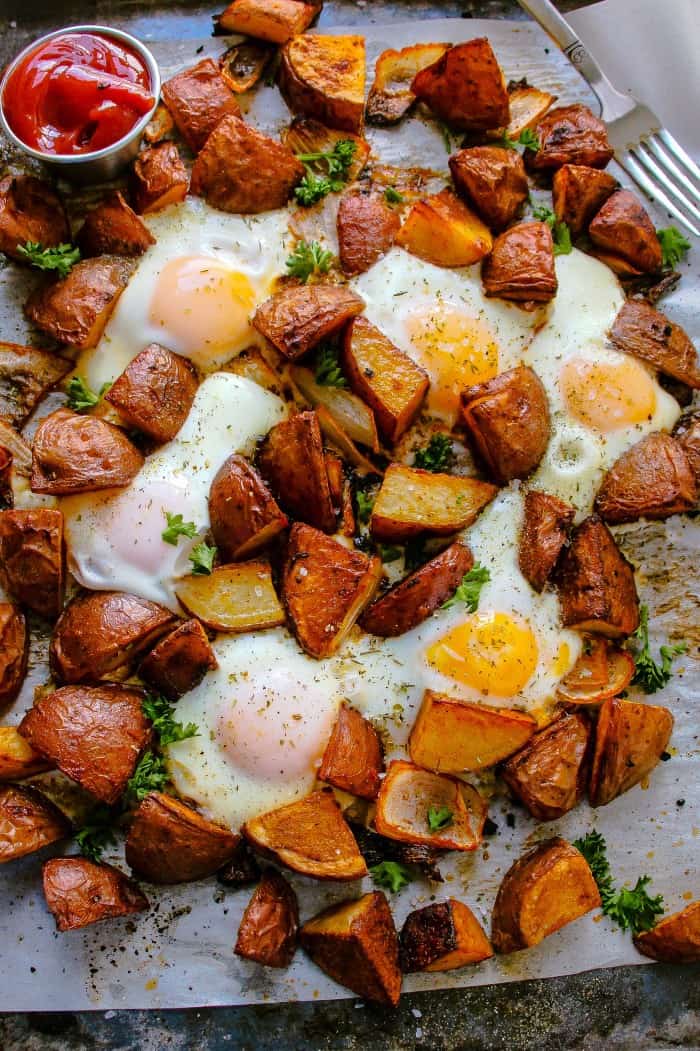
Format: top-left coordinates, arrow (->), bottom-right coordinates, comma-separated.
0,16 -> 697,1011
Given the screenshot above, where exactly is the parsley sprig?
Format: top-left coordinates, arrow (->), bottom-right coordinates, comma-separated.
532,202 -> 572,255
286,240 -> 334,283
189,542 -> 217,575
17,241 -> 80,278
355,489 -> 375,524
370,860 -> 412,893
496,128 -> 540,152
442,562 -> 490,612
294,140 -> 357,206
314,344 -> 347,388
142,693 -> 199,746
631,604 -> 687,694
427,805 -> 453,832
574,830 -> 664,935
66,375 -> 111,413
414,434 -> 453,473
162,511 -> 198,546
384,185 -> 404,204
124,750 -> 169,806
75,804 -> 117,863
656,226 -> 691,270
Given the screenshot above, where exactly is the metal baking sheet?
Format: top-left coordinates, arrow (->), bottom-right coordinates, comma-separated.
0,15 -> 697,1011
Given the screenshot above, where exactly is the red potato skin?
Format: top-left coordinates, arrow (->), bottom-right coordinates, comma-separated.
411,38 -> 510,131
161,58 -> 241,153
252,284 -> 365,360
552,164 -> 617,238
43,858 -> 148,931
139,619 -> 218,700
77,191 -> 155,257
634,902 -> 700,963
257,411 -> 336,533
0,784 -> 70,863
589,190 -> 663,273
208,453 -> 288,561
24,258 -> 130,350
610,300 -> 700,389
594,432 -> 697,523
337,191 -> 401,275
527,104 -> 614,171
482,221 -> 557,302
31,409 -> 144,495
518,489 -> 575,592
449,146 -> 529,230
105,343 -> 198,443
234,868 -> 299,967
318,701 -> 385,799
130,142 -> 189,215
0,508 -> 65,620
0,340 -> 71,429
0,603 -> 27,711
673,412 -> 700,485
0,175 -> 69,262
500,712 -> 592,821
589,695 -> 674,807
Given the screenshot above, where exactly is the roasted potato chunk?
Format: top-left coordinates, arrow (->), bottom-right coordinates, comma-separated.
609,300 -> 700,389
50,591 -> 176,683
361,541 -> 473,637
77,191 -> 155,257
0,784 -> 69,863
191,115 -> 303,214
143,102 -> 174,144
0,508 -> 64,620
0,422 -> 31,477
301,891 -> 401,1005
282,523 -> 382,658
595,432 -> 696,523
209,453 -> 288,561
0,341 -> 70,427
0,727 -> 52,781
43,858 -> 148,931
20,684 -> 152,805
0,174 -> 69,262
130,142 -> 189,214
31,409 -> 143,495
125,792 -> 239,882
634,901 -> 700,963
491,837 -> 601,953
673,411 -> 700,484
366,43 -> 450,125
289,367 -> 379,451
0,603 -> 27,710
176,561 -> 285,633
319,702 -> 384,799
395,188 -> 493,267
280,34 -> 366,133
162,58 -> 240,153
482,221 -> 557,302
505,85 -> 555,138
337,191 -> 401,276
253,284 -> 364,361
399,899 -> 493,972
105,343 -> 198,443
555,638 -> 635,706
527,104 -> 613,171
370,464 -> 496,542
258,411 -> 335,532
139,619 -> 217,700
224,346 -> 283,396
219,39 -> 274,94
411,38 -> 509,131
500,712 -> 592,821
555,515 -> 640,637
518,489 -> 575,592
461,365 -> 551,483
589,190 -> 662,273
216,0 -> 317,44
25,257 -> 130,349
552,164 -> 617,239
235,868 -> 299,967
449,147 -> 528,231
589,696 -> 674,807
282,118 -> 370,183
243,788 -> 367,880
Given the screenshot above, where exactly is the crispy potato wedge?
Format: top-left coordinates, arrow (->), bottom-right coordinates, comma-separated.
0,603 -> 27,711
518,489 -> 575,592
555,515 -> 640,637
50,591 -> 176,683
209,453 -> 288,561
0,174 -> 69,262
319,702 -> 384,799
77,191 -> 155,257
216,0 -> 317,44
282,523 -> 382,658
491,837 -> 601,953
609,300 -> 700,389
253,284 -> 364,361
162,58 -> 240,153
0,784 -> 69,863
31,409 -> 143,495
176,562 -> 285,633
337,191 -> 401,276
411,38 -> 509,131
409,692 -> 537,774
0,341 -> 71,428
366,43 -> 450,125
130,142 -> 189,214
243,788 -> 367,880
556,638 -> 635,706
595,432 -> 696,523
589,696 -> 674,807
219,39 -> 274,94
125,792 -> 239,882
482,221 -> 557,302
235,868 -> 299,967
370,464 -> 497,542
289,367 -> 379,451
224,347 -> 284,396
0,508 -> 64,620
500,712 -> 592,821
589,190 -> 662,273
634,901 -> 700,963
280,34 -> 366,133
282,118 -> 370,183
105,342 -> 198,443
505,85 -> 555,138
449,147 -> 528,231
374,760 -> 487,851
139,619 -> 217,700
0,727 -> 52,781
143,102 -> 174,144
257,411 -> 335,532
25,257 -> 130,349
43,858 -> 148,931
674,411 -> 700,484
552,164 -> 617,239
399,898 -> 493,972
395,188 -> 493,267
527,104 -> 613,171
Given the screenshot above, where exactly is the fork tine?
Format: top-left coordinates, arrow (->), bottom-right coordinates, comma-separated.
645,137 -> 700,207
617,154 -> 700,237
629,146 -> 700,224
659,128 -> 700,184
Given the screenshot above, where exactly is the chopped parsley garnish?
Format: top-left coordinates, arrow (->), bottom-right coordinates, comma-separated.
657,226 -> 691,269
427,804 -> 453,832
17,241 -> 80,278
369,860 -> 412,893
189,542 -> 217,575
162,511 -> 198,546
413,434 -> 453,472
75,805 -> 117,863
384,185 -> 404,204
294,140 -> 357,206
378,544 -> 402,563
532,202 -> 572,255
143,693 -> 199,746
442,562 -> 490,612
355,489 -> 375,524
496,127 -> 540,152
314,344 -> 347,387
124,750 -> 169,805
574,830 -> 664,935
286,239 -> 334,283
631,604 -> 687,694
66,375 -> 110,413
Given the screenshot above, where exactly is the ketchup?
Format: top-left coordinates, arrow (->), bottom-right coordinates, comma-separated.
2,32 -> 154,155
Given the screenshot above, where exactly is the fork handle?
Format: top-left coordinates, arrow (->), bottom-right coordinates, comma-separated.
516,0 -> 609,95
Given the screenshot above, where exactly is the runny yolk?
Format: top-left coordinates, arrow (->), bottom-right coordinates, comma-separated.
426,611 -> 539,697
560,356 -> 657,432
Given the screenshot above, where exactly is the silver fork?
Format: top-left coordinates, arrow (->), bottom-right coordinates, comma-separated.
517,0 -> 700,236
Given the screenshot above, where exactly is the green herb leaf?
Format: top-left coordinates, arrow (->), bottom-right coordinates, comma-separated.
574,829 -> 615,906
631,604 -> 687,694
355,489 -> 375,524
438,121 -> 455,153
314,344 -> 347,388
66,376 -> 110,413
413,434 -> 453,473
294,171 -> 336,206
124,750 -> 169,805
189,542 -> 217,576
574,830 -> 665,935
442,562 -> 490,611
294,140 -> 357,206
286,239 -> 334,282
75,804 -> 117,863
142,693 -> 199,747
17,241 -> 80,278
162,511 -> 198,546
384,185 -> 404,204
532,202 -> 572,255
379,544 -> 402,564
657,226 -> 691,270
369,860 -> 412,893
427,804 -> 453,832
517,128 -> 540,151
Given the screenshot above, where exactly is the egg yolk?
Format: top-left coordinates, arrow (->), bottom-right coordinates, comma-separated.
426,611 -> 539,696
560,356 -> 657,433
149,255 -> 256,363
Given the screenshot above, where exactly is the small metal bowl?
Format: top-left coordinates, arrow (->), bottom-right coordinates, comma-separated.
0,24 -> 161,185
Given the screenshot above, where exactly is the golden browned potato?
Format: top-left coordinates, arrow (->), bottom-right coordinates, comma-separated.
43,858 -> 148,931
366,43 -> 450,125
461,365 -> 551,483
0,784 -> 69,863
253,284 -> 364,361
673,411 -> 700,483
634,901 -> 700,963
411,38 -> 509,131
143,102 -> 174,144
219,39 -> 274,94
361,541 -> 473,637
191,115 -> 304,214
500,712 -> 592,821
300,891 -> 402,1005
595,432 -> 696,523
105,343 -> 198,443
0,727 -> 52,781
552,164 -> 617,238
370,464 -> 497,542
337,191 -> 401,276
175,561 -> 285,632
0,603 -> 27,710
589,190 -> 662,273
609,300 -> 700,389
208,453 -> 288,561
399,899 -> 493,972
280,34 -> 366,133
504,85 -> 555,138
318,701 -> 384,799
0,508 -> 65,620
589,695 -> 674,807
25,257 -> 130,349
31,409 -> 143,495
235,869 -> 299,967
0,174 -> 69,262
0,341 -> 71,427
125,792 -> 239,882
555,515 -> 640,637
162,58 -> 240,153
491,838 -> 601,953
282,523 -> 382,658
555,637 -> 635,706
482,221 -> 557,302
243,788 -> 367,880
216,0 -> 317,44
449,147 -> 528,231
139,619 -> 217,700
77,191 -> 155,257
130,142 -> 189,214
282,118 -> 370,182
289,367 -> 379,452
395,188 -> 493,267
224,346 -> 284,396
527,104 -> 613,171
518,489 -> 575,592
258,410 -> 335,531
